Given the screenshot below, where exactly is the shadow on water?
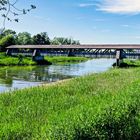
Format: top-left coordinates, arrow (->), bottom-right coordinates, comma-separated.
0,59 -> 115,93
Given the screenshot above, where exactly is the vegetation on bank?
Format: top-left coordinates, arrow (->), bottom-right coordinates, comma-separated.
121,59 -> 140,67
1,68 -> 140,139
0,53 -> 89,66
113,59 -> 140,67
45,56 -> 89,64
0,53 -> 36,66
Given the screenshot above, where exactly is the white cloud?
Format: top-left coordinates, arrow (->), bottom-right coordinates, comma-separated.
97,0 -> 140,14
79,3 -> 97,8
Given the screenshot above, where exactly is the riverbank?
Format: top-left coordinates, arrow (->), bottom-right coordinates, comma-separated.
1,68 -> 140,139
45,56 -> 89,64
0,53 -> 89,66
113,59 -> 140,67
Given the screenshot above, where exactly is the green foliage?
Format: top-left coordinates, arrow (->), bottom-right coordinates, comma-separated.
0,1 -> 36,32
33,32 -> 50,45
51,37 -> 80,45
0,29 -> 81,47
0,53 -> 36,65
1,68 -> 140,139
2,29 -> 16,36
16,32 -> 33,45
123,59 -> 140,66
0,53 -> 88,66
45,56 -> 89,64
0,35 -> 15,51
113,59 -> 140,67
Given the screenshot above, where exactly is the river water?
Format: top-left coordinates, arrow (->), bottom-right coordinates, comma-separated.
0,59 -> 115,93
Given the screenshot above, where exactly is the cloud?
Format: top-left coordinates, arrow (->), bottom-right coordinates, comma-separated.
97,0 -> 140,14
79,3 -> 97,8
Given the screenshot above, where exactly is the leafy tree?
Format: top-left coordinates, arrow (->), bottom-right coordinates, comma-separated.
0,29 -> 16,39
0,0 -> 36,33
16,32 -> 32,45
2,29 -> 16,36
0,34 -> 15,51
51,37 -> 80,45
33,32 -> 50,45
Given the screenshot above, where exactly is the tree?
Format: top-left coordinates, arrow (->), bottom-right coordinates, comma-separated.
2,29 -> 16,36
0,0 -> 36,33
0,34 -> 15,51
16,32 -> 32,45
33,32 -> 50,45
51,37 -> 80,45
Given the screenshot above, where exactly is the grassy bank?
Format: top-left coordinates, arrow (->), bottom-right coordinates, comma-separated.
121,59 -> 140,67
0,53 -> 88,66
0,53 -> 36,66
1,68 -> 140,139
113,59 -> 140,67
45,56 -> 89,64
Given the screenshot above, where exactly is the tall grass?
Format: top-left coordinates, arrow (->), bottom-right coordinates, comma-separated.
1,68 -> 140,139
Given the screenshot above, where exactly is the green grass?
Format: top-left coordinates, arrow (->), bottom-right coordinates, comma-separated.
0,53 -> 36,66
45,56 -> 89,64
113,59 -> 140,67
1,68 -> 140,139
0,53 -> 89,66
123,59 -> 140,66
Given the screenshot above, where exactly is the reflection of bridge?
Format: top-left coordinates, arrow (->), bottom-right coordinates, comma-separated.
6,45 -> 140,66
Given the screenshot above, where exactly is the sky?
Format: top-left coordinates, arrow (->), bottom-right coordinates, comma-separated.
3,0 -> 140,44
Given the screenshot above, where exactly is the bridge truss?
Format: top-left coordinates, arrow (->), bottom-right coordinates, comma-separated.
6,45 -> 140,66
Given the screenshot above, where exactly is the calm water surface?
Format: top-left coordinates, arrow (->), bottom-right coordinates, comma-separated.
0,59 -> 115,93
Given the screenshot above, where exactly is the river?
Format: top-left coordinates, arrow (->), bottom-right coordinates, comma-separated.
0,59 -> 115,93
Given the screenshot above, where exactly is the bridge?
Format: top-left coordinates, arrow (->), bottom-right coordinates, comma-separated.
6,44 -> 140,66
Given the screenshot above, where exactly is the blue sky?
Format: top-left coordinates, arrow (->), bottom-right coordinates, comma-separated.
3,0 -> 140,44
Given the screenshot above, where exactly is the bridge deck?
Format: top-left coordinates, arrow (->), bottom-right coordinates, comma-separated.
7,44 -> 140,49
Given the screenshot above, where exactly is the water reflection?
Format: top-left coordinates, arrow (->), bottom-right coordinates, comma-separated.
0,59 -> 115,93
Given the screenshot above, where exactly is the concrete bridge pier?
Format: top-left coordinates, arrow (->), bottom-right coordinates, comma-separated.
116,49 -> 123,67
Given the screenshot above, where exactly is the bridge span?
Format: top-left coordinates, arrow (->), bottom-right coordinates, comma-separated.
6,44 -> 140,66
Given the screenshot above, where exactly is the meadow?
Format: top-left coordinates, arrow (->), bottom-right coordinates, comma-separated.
1,68 -> 140,139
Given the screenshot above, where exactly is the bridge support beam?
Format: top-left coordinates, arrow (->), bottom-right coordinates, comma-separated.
68,49 -> 75,57
6,49 -> 10,55
116,49 -> 123,67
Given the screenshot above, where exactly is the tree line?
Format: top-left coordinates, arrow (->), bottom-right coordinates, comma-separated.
0,29 -> 80,51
